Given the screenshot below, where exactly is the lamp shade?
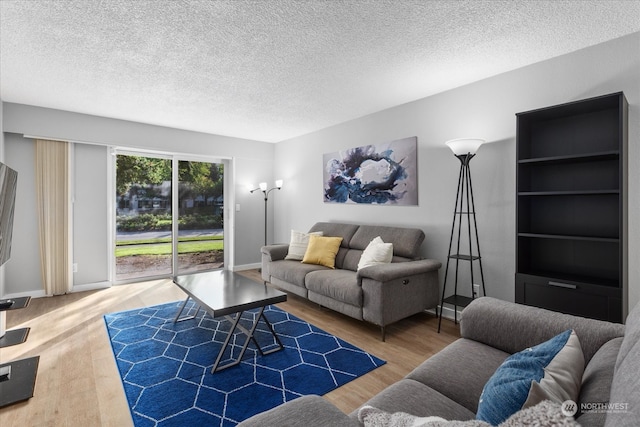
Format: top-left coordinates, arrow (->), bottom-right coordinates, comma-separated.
275,179 -> 283,188
259,182 -> 268,191
445,138 -> 485,156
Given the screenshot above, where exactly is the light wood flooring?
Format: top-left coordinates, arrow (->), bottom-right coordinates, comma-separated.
0,270 -> 460,426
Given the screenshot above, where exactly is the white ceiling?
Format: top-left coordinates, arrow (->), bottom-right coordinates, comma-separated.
1,1 -> 639,143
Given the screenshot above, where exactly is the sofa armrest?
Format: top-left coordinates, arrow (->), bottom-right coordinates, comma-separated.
261,244 -> 289,262
460,297 -> 625,364
261,244 -> 290,282
359,259 -> 441,331
237,395 -> 357,427
357,259 -> 442,283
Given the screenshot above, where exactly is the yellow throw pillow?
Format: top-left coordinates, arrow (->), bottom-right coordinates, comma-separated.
285,230 -> 323,260
301,235 -> 343,269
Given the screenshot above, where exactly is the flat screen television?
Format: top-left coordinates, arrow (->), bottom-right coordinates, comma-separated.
0,161 -> 18,267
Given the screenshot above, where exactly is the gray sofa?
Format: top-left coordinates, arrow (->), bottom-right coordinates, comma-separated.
260,222 -> 442,341
239,297 -> 639,426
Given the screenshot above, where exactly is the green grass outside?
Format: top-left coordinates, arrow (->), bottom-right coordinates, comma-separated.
116,235 -> 223,246
115,240 -> 223,257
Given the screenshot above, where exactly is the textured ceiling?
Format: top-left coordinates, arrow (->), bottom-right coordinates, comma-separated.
1,1 -> 639,143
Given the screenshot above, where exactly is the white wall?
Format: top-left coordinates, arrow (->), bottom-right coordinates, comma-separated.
0,98 -> 5,298
2,106 -> 275,295
3,138 -> 112,295
73,143 -> 109,286
273,33 -> 640,313
3,135 -> 41,295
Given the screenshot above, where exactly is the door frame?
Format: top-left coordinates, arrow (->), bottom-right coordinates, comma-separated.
109,148 -> 234,284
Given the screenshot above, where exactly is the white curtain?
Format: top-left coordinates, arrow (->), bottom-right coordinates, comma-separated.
35,139 -> 73,295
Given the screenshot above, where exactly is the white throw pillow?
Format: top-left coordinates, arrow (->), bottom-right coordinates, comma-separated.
285,230 -> 323,260
358,236 -> 393,270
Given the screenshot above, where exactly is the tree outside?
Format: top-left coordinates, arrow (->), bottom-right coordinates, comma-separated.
115,155 -> 224,280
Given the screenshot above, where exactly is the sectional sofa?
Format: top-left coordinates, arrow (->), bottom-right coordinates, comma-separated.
260,222 -> 442,340
239,297 -> 639,426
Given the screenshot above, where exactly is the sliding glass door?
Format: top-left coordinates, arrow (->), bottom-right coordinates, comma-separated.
176,160 -> 224,274
114,153 -> 224,281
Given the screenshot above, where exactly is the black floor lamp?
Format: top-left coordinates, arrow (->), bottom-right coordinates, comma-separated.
438,138 -> 487,333
250,180 -> 283,247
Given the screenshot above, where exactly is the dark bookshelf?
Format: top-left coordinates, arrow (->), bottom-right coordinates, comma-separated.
515,92 -> 627,323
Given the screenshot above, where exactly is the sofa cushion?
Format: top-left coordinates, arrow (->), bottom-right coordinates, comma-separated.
308,222 -> 359,248
576,337 -> 623,427
308,291 -> 363,320
476,330 -> 584,426
358,236 -> 393,270
284,230 -> 323,260
352,379 -> 475,421
269,259 -> 327,287
605,301 -> 640,427
302,235 -> 343,268
305,269 -> 362,307
308,222 -> 359,269
343,248 -> 365,271
406,338 -> 509,413
614,299 -> 640,371
606,338 -> 640,427
349,225 -> 424,259
460,297 -> 624,365
237,395 -> 358,427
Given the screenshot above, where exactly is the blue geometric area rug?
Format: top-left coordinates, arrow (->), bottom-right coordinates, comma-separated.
104,300 -> 385,426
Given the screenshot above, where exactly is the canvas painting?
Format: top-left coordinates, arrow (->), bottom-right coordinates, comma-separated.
323,136 -> 418,205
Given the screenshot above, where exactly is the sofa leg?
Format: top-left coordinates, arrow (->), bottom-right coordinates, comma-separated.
380,326 -> 386,342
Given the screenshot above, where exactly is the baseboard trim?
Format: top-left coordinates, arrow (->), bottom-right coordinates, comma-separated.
233,263 -> 261,271
72,281 -> 111,293
2,281 -> 113,299
426,305 -> 463,322
1,289 -> 47,300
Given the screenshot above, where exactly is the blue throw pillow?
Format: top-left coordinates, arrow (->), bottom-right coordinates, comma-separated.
476,329 -> 584,425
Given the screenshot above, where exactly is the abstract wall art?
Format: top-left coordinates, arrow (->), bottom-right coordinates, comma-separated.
323,136 -> 418,205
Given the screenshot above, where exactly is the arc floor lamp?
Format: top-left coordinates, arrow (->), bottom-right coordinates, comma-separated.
438,138 -> 487,333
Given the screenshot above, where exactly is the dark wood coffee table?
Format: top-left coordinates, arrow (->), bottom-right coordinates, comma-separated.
172,270 -> 287,373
